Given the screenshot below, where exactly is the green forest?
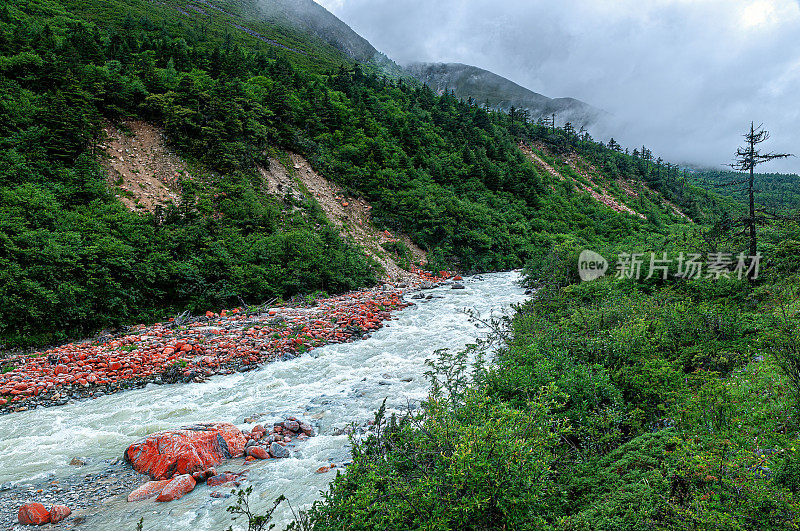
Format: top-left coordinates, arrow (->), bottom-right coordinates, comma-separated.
694,169 -> 800,214
3,0 -> 800,529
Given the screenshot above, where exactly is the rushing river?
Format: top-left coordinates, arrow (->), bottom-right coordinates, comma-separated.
0,272 -> 526,530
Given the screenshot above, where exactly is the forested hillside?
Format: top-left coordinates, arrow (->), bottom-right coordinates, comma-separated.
694,169 -> 800,213
0,0 -> 705,349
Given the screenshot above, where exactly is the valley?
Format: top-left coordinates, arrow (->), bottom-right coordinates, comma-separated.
1,0 -> 799,529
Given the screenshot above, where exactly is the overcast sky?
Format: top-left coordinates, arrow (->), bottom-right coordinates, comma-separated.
314,0 -> 800,172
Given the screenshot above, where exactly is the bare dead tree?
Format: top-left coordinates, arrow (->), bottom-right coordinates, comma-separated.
720,122 -> 793,270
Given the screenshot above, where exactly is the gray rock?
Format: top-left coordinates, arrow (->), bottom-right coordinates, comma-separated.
451,283 -> 465,290
270,442 -> 290,459
283,420 -> 300,432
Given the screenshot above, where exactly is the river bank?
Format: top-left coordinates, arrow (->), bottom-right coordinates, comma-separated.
0,268 -> 456,414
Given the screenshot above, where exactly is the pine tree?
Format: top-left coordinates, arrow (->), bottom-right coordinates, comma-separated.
723,122 -> 793,261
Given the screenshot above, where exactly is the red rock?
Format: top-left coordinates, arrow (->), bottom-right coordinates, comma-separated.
125,423 -> 246,480
206,473 -> 238,487
315,465 -> 332,473
18,503 -> 50,525
156,474 -> 196,502
127,480 -> 171,502
49,505 -> 71,523
109,361 -> 122,371
247,446 -> 269,459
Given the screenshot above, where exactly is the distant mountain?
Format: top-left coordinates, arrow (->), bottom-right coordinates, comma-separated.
406,62 -> 604,128
249,0 -> 406,76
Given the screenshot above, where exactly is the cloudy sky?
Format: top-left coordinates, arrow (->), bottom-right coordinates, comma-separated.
314,0 -> 800,172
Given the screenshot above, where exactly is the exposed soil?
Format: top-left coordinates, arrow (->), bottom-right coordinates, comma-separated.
101,121 -> 188,213
259,154 -> 428,282
520,141 -> 691,221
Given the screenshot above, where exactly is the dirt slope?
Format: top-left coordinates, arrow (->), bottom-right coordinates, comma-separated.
259,154 -> 427,281
520,141 -> 690,221
101,121 -> 188,213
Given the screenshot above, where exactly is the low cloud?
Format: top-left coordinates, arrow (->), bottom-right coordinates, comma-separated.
315,0 -> 800,172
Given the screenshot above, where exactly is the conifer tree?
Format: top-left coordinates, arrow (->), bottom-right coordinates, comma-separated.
724,122 -> 793,259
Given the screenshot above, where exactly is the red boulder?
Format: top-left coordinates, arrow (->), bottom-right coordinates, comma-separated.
156,474 -> 196,502
18,503 -> 50,525
247,446 -> 269,459
127,480 -> 171,502
206,473 -> 238,487
49,505 -> 71,524
125,423 -> 246,480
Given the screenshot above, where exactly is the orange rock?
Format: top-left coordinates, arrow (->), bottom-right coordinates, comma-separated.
156,474 -> 196,502
207,473 -> 238,487
18,502 -> 50,525
125,423 -> 246,480
49,505 -> 71,523
127,480 -> 171,502
247,446 -> 269,459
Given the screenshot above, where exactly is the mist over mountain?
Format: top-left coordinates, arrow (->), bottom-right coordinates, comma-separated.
406,62 -> 604,129
254,0 -> 405,76
315,0 -> 800,174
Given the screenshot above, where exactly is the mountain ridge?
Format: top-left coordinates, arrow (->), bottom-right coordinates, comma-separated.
406,62 -> 604,128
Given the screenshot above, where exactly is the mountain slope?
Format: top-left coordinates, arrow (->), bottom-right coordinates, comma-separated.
407,62 -> 603,128
249,0 -> 405,76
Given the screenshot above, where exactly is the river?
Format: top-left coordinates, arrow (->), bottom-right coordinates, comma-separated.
0,272 -> 525,530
